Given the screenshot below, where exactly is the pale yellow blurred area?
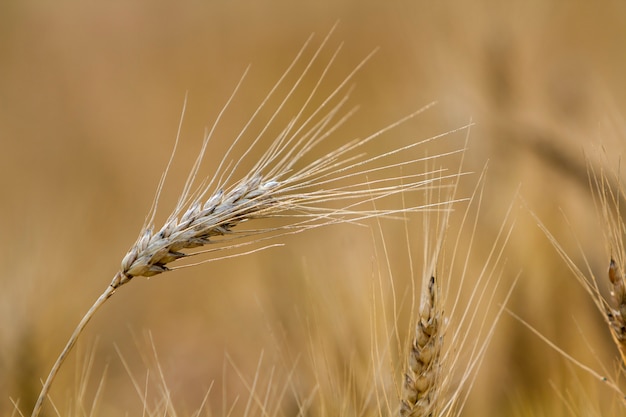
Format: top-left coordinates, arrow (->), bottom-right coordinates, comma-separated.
3,1 -> 626,416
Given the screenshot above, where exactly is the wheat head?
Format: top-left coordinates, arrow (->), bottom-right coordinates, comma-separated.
111,34 -> 469,287
401,275 -> 442,417
527,168 -> 626,405
607,260 -> 626,366
392,165 -> 517,417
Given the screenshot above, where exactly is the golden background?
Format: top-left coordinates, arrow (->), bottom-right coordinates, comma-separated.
2,1 -> 626,415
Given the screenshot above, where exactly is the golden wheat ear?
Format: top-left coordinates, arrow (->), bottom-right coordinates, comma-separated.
401,275 -> 441,417
523,165 -> 626,406
31,30 -> 468,417
607,259 -> 626,367
394,162 -> 517,417
524,221 -> 626,404
589,164 -> 626,370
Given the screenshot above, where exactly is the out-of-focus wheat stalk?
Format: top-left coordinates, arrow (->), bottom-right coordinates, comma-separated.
30,29 -> 468,417
526,165 -> 626,405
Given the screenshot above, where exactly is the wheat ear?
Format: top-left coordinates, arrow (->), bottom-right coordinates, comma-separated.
596,167 -> 626,368
401,275 -> 442,417
396,162 -> 517,417
607,260 -> 626,366
31,32 -> 466,417
528,166 -> 626,401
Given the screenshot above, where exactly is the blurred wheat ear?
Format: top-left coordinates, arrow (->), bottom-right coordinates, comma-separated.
388,162 -> 516,417
30,29 -> 469,417
607,260 -> 626,366
368,161 -> 510,417
401,275 -> 441,417
595,169 -> 626,368
524,166 -> 626,404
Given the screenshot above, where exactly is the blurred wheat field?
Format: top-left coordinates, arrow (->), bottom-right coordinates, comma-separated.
3,1 -> 626,416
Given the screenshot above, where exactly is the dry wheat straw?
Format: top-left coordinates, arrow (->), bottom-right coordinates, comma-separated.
31,29 -> 467,417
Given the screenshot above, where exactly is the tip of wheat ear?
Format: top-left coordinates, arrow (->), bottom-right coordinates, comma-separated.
401,275 -> 441,417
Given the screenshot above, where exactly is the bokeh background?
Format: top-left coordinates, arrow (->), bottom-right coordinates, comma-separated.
3,1 -> 626,415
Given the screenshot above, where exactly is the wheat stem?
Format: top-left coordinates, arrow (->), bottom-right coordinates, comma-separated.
31,272 -> 123,417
